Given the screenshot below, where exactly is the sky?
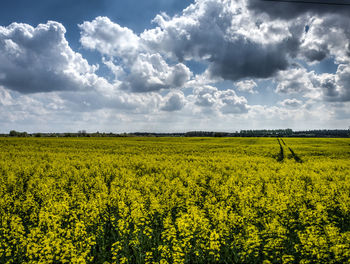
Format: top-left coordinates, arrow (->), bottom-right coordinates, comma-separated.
1,0 -> 350,133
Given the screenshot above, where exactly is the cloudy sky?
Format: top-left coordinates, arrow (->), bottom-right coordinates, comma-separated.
1,0 -> 350,133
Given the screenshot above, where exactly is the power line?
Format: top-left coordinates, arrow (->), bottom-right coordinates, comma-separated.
261,0 -> 350,6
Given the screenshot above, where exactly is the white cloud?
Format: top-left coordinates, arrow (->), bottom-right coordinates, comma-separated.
274,63 -> 350,102
79,16 -> 140,61
193,85 -> 218,107
0,21 -> 102,93
279,98 -> 303,108
235,80 -> 258,93
161,91 -> 186,112
320,64 -> 350,102
191,85 -> 248,114
276,65 -> 350,103
79,16 -> 192,93
299,16 -> 350,64
275,67 -> 319,97
119,53 -> 191,92
219,89 -> 249,114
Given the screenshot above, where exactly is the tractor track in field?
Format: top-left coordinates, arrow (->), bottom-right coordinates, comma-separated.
280,138 -> 286,146
288,146 -> 303,163
276,138 -> 284,162
276,138 -> 303,163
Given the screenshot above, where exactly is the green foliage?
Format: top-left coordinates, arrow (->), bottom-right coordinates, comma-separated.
8,130 -> 28,137
0,137 -> 349,263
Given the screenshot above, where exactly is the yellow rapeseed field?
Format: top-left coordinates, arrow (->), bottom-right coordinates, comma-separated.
0,137 -> 349,263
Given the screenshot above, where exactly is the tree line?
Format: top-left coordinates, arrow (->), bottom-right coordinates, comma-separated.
1,129 -> 349,138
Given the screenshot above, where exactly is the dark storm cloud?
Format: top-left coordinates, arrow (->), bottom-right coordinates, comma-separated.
141,0 -> 304,82
247,0 -> 350,20
302,47 -> 328,62
206,38 -> 289,80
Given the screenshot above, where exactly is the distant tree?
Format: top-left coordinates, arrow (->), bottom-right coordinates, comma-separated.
78,130 -> 87,137
9,130 -> 27,137
9,130 -> 17,137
